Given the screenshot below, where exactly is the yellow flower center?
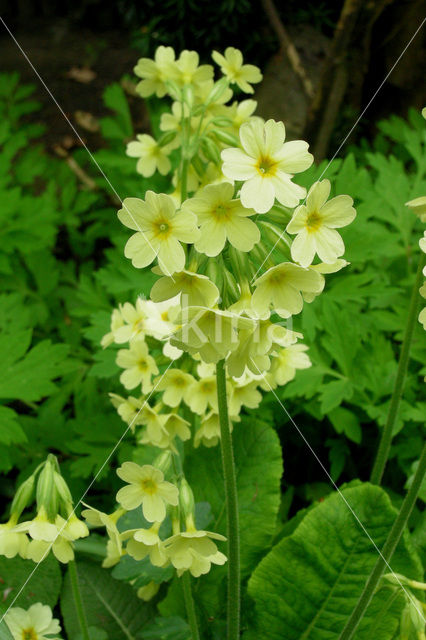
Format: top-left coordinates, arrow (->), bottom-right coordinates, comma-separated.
200,381 -> 215,393
213,204 -> 231,220
256,156 -> 277,177
22,629 -> 37,640
141,478 -> 157,494
155,218 -> 171,238
137,359 -> 148,370
173,376 -> 186,387
161,311 -> 169,321
305,210 -> 322,232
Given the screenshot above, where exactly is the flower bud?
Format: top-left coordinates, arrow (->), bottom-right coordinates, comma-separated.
222,268 -> 240,307
409,598 -> 425,636
164,80 -> 181,101
137,581 -> 160,601
157,130 -> 177,147
400,604 -> 411,640
210,129 -> 239,147
205,77 -> 229,105
10,474 -> 35,518
54,472 -> 73,508
153,450 -> 173,476
210,116 -> 234,128
179,478 -> 195,520
182,85 -> 194,108
36,459 -> 58,520
206,258 -> 224,292
200,136 -> 221,165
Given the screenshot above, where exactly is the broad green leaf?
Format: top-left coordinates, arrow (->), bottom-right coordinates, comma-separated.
0,554 -> 62,609
248,483 -> 422,640
140,616 -> 190,640
60,560 -> 154,640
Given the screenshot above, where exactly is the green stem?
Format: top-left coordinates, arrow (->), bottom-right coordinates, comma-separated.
69,560 -> 90,640
180,155 -> 189,201
182,572 -> 200,640
370,253 -> 425,485
339,443 -> 426,640
216,359 -> 240,640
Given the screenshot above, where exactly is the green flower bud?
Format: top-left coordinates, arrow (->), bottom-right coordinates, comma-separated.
205,77 -> 229,105
210,116 -> 234,128
10,474 -> 35,518
264,204 -> 294,226
206,257 -> 224,292
36,459 -> 58,520
179,478 -> 195,520
158,130 -> 177,147
222,267 -> 240,307
153,450 -> 173,476
182,85 -> 194,108
54,471 -> 73,507
229,247 -> 256,281
400,604 -> 411,640
200,136 -> 221,165
210,129 -> 239,147
164,80 -> 181,101
409,598 -> 425,635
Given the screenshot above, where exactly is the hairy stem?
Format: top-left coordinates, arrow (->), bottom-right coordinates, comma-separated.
370,253 -> 425,485
69,560 -> 90,640
182,572 -> 200,640
216,359 -> 240,640
339,443 -> 426,640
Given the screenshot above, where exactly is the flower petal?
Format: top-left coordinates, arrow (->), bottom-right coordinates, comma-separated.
240,176 -> 275,213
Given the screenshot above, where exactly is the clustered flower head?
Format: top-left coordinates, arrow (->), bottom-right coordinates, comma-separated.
0,456 -> 88,564
83,462 -> 227,581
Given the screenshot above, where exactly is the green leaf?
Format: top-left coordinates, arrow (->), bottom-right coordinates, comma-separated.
0,554 -> 62,610
61,561 -> 154,640
101,84 -> 133,140
328,406 -> 362,443
140,617 -> 190,640
0,337 -> 71,402
0,620 -> 13,640
247,483 -> 422,640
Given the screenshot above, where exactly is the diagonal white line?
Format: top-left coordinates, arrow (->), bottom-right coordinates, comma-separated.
0,358 -> 174,621
251,16 -> 426,282
0,16 -> 176,280
252,361 -> 425,623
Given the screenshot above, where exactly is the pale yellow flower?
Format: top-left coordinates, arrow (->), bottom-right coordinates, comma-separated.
118,192 -> 200,275
137,581 -> 160,601
150,270 -> 220,307
185,375 -> 218,415
172,306 -> 254,363
116,338 -> 159,393
222,119 -> 313,213
270,344 -> 311,385
252,262 -> 324,318
194,412 -> 238,448
125,523 -> 168,567
81,505 -> 125,568
101,308 -> 124,348
5,603 -> 62,640
113,298 -> 148,344
143,296 -> 180,340
182,182 -> 260,256
154,369 -> 196,407
116,463 -> 179,522
286,180 -> 356,267
164,516 -> 226,577
0,518 -> 28,559
406,196 -> 426,222
212,47 -> 262,93
140,412 -> 191,450
14,510 -> 88,564
134,46 -> 179,98
175,50 -> 214,89
228,379 -> 262,415
109,393 -> 146,429
126,134 -> 173,177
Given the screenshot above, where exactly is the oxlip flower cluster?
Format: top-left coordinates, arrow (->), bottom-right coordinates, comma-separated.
97,44 -> 357,596
0,455 -> 88,564
83,459 -> 226,584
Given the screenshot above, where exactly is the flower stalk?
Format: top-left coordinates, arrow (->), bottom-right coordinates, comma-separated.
339,443 -> 426,640
68,560 -> 90,640
370,252 -> 425,485
216,359 -> 240,640
182,572 -> 200,640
